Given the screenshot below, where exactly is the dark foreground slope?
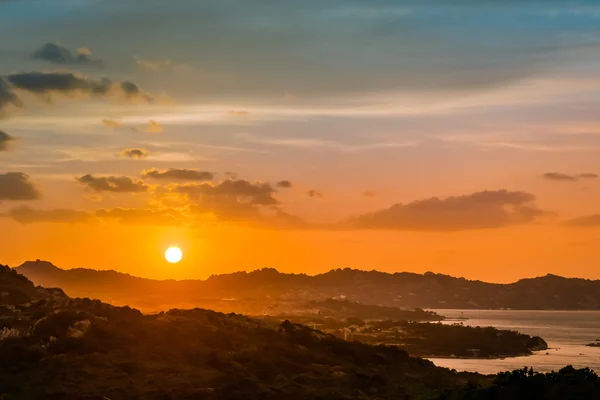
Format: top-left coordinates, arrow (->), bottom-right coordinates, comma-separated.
1,264 -> 598,400
16,260 -> 600,310
0,264 -> 477,400
444,367 -> 600,400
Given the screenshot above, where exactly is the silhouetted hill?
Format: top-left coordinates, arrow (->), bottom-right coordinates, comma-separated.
0,263 -> 66,305
15,261 -> 600,311
0,264 -> 479,399
2,265 -> 598,399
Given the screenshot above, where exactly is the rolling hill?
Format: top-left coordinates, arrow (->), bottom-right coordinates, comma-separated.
15,260 -> 600,311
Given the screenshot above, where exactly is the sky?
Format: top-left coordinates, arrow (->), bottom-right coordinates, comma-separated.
2,0 -> 600,282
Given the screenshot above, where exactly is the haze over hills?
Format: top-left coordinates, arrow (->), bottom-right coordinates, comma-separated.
15,260 -> 600,312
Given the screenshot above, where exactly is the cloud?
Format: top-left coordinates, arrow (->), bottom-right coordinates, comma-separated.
102,119 -> 163,132
0,78 -> 21,114
135,57 -> 190,72
121,148 -> 149,159
4,206 -> 91,224
363,190 -> 376,198
276,180 -> 292,188
228,110 -> 249,117
95,208 -> 183,226
0,130 -> 14,150
102,119 -> 125,129
307,190 -> 324,199
578,173 -> 598,179
6,72 -> 152,102
143,168 -> 213,181
32,43 -> 104,67
562,214 -> 600,227
176,179 -> 278,205
348,190 -> 550,231
76,174 -> 149,193
0,172 -> 41,200
145,120 -> 163,133
173,179 -> 280,221
3,206 -> 181,226
543,172 -> 598,182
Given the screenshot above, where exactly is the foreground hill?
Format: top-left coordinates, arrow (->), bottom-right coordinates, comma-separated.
16,261 -> 600,311
1,264 -> 598,400
0,263 -> 476,399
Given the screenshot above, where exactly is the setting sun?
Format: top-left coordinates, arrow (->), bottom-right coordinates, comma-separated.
165,247 -> 183,264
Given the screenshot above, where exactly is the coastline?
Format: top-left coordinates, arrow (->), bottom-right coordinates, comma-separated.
425,351 -> 536,360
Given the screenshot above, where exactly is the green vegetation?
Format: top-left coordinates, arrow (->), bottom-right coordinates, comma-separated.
305,299 -> 443,321
0,300 -> 478,399
262,317 -> 547,358
441,366 -> 600,400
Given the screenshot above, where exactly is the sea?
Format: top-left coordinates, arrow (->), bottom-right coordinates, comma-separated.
426,309 -> 600,375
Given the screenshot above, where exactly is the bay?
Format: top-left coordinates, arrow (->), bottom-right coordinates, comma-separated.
426,309 -> 600,374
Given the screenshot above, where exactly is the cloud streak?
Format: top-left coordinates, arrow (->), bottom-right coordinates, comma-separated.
543,172 -> 598,182
348,190 -> 550,231
76,174 -> 149,193
121,148 -> 149,159
32,43 -> 103,67
143,168 -> 213,181
6,72 -> 152,103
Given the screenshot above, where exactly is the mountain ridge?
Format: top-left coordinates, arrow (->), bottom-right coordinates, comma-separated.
13,260 -> 600,312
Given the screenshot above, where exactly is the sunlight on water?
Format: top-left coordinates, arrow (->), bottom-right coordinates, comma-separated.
427,309 -> 600,374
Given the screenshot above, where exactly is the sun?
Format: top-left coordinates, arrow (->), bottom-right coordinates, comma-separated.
165,246 -> 183,263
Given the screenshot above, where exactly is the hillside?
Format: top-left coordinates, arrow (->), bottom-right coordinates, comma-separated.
0,264 -> 66,305
1,264 -> 598,399
0,263 -> 477,399
16,261 -> 600,311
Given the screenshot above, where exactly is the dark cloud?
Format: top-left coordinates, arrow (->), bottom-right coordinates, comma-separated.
143,168 -> 213,181
76,174 -> 149,193
176,179 -> 277,205
0,78 -> 21,113
32,43 -> 104,67
7,72 -> 110,95
121,148 -> 149,159
0,172 -> 41,200
276,180 -> 292,188
348,190 -> 549,231
543,172 -> 598,182
6,72 -> 151,102
363,190 -> 376,198
543,172 -> 578,182
120,81 -> 141,98
174,179 -> 278,221
95,208 -> 183,226
5,206 -> 91,224
307,189 -> 324,198
0,130 -> 14,150
562,214 -> 600,227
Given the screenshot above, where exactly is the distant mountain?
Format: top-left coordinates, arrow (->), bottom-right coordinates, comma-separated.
15,260 -> 600,311
0,263 -> 66,305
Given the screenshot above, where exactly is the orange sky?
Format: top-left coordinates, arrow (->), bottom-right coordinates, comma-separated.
2,220 -> 599,283
2,1 -> 600,283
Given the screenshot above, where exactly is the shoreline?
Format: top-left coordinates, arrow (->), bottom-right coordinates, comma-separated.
425,351 -> 536,360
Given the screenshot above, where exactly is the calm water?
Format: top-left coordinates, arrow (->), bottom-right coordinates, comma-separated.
426,309 -> 600,374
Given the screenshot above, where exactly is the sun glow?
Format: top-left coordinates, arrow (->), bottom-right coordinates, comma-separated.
165,246 -> 183,263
